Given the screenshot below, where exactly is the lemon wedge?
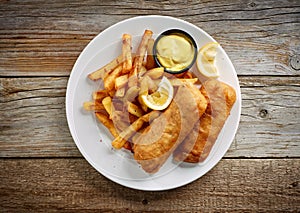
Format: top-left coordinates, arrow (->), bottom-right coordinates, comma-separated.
196,42 -> 220,78
141,76 -> 173,110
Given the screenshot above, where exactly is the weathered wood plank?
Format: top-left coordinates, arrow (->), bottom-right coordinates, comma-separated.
0,158 -> 299,211
0,0 -> 299,76
0,76 -> 299,158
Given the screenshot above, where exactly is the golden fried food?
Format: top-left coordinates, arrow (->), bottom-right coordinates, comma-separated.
173,79 -> 236,163
133,83 -> 207,173
84,29 -> 237,174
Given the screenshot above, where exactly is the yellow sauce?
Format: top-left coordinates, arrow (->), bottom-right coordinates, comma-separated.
156,35 -> 195,72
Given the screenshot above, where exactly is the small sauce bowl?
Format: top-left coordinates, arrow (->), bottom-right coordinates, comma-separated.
153,29 -> 198,74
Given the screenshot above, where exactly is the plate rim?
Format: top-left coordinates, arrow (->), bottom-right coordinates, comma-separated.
66,15 -> 242,191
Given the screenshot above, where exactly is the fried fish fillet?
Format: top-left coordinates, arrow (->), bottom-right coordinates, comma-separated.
133,83 -> 207,173
173,79 -> 236,163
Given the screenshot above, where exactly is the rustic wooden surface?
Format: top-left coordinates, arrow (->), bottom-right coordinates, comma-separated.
0,0 -> 299,212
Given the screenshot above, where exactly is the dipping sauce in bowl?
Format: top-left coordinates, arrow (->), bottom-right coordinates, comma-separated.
153,29 -> 197,74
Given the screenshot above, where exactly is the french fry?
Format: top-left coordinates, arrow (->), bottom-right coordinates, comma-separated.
104,64 -> 123,92
183,71 -> 194,79
88,54 -> 123,81
122,34 -> 133,74
111,110 -> 131,133
133,30 -> 153,73
111,110 -> 160,149
137,96 -> 148,112
108,89 -> 116,98
115,74 -> 128,90
115,87 -> 125,98
129,29 -> 153,87
146,75 -> 158,93
92,89 -> 108,101
102,96 -> 112,117
174,72 -> 186,78
127,102 -> 144,118
144,67 -> 164,79
138,76 -> 149,112
124,85 -> 140,102
123,141 -> 132,151
145,38 -> 156,70
165,78 -> 199,86
137,65 -> 148,78
83,101 -> 105,111
95,112 -> 119,138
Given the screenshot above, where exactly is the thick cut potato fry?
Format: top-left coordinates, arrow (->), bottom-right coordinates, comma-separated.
133,30 -> 153,74
115,74 -> 128,90
88,54 -> 123,81
146,76 -> 158,93
123,141 -> 132,151
169,78 -> 199,86
115,87 -> 125,98
104,64 -> 123,92
138,76 -> 150,112
122,34 -> 133,74
111,110 -> 160,149
124,85 -> 140,102
144,67 -> 164,79
129,30 -> 153,87
127,102 -> 144,117
137,95 -> 148,112
183,71 -> 194,79
137,66 -> 147,78
102,96 -> 112,117
92,89 -> 108,101
145,38 -> 156,70
83,101 -> 105,111
111,110 -> 132,133
95,112 -> 119,138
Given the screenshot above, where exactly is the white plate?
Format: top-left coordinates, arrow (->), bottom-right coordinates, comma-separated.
66,15 -> 241,191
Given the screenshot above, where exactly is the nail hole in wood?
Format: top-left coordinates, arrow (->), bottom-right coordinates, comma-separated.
142,199 -> 148,205
291,181 -> 298,187
290,55 -> 300,71
259,109 -> 268,118
249,2 -> 256,7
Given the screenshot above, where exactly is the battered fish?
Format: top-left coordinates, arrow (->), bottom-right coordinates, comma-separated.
173,79 -> 236,163
133,83 -> 207,173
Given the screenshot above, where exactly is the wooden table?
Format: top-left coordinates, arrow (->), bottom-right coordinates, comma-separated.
1,1 -> 299,212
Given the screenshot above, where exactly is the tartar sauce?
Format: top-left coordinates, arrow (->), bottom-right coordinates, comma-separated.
156,35 -> 195,72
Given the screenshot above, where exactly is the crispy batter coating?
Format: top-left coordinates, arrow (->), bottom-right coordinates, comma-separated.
133,83 -> 207,173
173,79 -> 236,163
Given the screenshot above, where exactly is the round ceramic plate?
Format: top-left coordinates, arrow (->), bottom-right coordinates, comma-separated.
66,15 -> 241,191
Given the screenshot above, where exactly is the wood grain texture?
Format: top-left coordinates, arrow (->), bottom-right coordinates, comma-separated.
0,1 -> 299,211
1,76 -> 299,158
0,158 -> 299,212
0,0 -> 299,76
